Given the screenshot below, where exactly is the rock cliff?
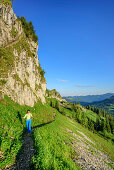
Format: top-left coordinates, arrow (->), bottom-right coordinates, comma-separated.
0,2 -> 46,106
46,89 -> 66,102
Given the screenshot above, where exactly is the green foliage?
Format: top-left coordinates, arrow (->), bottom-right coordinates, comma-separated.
38,64 -> 46,82
35,83 -> 42,91
19,17 -> 38,43
91,96 -> 114,116
47,89 -> 62,98
0,0 -> 12,6
11,27 -> 18,37
86,105 -> 114,137
0,79 -> 7,85
40,69 -> 45,77
104,161 -> 114,169
55,100 -> 60,110
0,47 -> 15,78
48,99 -> 114,140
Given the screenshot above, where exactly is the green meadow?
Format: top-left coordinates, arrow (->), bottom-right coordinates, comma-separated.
0,96 -> 114,169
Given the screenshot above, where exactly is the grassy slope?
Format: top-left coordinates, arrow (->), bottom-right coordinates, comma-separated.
0,96 -> 53,168
0,97 -> 114,169
32,110 -> 81,170
32,109 -> 114,168
85,110 -> 97,122
32,99 -> 114,169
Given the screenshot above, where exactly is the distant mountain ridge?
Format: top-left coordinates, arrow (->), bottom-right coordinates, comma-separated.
90,96 -> 114,116
63,93 -> 114,104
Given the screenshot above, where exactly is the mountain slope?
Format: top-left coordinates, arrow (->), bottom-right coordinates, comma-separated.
63,93 -> 114,104
90,96 -> 114,116
32,110 -> 114,169
0,96 -> 114,169
46,89 -> 66,102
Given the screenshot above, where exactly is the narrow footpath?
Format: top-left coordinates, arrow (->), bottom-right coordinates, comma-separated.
10,121 -> 54,170
11,132 -> 34,170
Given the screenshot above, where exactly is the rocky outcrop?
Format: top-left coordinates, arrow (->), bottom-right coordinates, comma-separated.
46,89 -> 66,102
0,2 -> 46,106
0,3 -> 23,46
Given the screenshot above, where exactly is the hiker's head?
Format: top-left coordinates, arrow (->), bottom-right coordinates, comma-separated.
27,110 -> 30,114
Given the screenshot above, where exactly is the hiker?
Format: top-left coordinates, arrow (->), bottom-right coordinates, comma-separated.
23,110 -> 33,133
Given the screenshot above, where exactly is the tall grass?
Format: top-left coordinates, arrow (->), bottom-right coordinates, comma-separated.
0,96 -> 53,168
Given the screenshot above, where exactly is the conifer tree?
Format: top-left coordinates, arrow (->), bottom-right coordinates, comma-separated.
106,118 -> 111,133
55,101 -> 60,111
101,118 -> 106,131
96,116 -> 101,131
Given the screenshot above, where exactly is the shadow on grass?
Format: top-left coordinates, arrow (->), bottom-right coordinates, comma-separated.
17,111 -> 23,125
11,113 -> 54,169
32,120 -> 54,131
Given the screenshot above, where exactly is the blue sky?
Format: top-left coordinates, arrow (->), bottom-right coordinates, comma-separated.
13,0 -> 114,96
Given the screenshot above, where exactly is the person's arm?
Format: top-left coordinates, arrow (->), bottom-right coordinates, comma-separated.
23,114 -> 26,119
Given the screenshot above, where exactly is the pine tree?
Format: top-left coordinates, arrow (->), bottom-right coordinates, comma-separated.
81,112 -> 87,126
55,101 -> 60,111
96,116 -> 101,131
106,118 -> 111,133
108,116 -> 114,134
71,103 -> 75,111
101,118 -> 106,131
103,110 -> 106,117
87,105 -> 91,110
94,107 -> 97,113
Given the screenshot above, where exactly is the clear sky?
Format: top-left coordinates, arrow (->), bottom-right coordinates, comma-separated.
13,0 -> 114,96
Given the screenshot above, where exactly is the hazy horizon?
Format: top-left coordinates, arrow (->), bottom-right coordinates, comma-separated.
61,92 -> 114,97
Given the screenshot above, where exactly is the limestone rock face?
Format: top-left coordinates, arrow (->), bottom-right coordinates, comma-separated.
0,3 -> 46,106
0,3 -> 23,46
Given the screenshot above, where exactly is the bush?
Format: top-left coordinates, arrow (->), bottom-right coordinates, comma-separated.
40,69 -> 45,76
11,27 -> 18,37
0,79 -> 7,85
20,17 -> 38,43
55,101 -> 60,111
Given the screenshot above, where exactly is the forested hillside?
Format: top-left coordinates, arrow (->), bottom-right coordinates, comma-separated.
90,96 -> 114,116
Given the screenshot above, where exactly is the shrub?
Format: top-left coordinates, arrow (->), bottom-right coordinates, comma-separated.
0,79 -> 7,85
11,27 -> 18,37
40,69 -> 45,76
19,17 -> 38,43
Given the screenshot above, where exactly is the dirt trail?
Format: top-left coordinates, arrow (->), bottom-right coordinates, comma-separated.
67,129 -> 114,170
8,121 -> 54,170
11,132 -> 34,170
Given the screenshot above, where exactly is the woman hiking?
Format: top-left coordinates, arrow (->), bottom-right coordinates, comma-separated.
23,110 -> 33,133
